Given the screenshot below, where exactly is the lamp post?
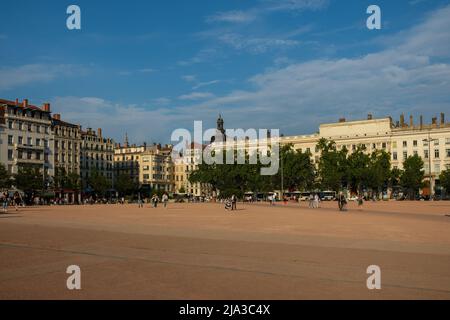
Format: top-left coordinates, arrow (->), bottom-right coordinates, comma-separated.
423,132 -> 437,199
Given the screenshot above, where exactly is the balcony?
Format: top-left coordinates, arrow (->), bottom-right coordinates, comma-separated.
15,143 -> 45,151
15,158 -> 44,165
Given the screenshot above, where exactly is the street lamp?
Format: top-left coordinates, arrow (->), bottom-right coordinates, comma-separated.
423,133 -> 437,199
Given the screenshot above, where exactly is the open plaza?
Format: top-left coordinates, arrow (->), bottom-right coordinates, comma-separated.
1,200 -> 449,300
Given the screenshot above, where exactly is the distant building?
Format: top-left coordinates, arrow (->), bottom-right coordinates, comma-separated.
80,127 -> 115,191
174,142 -> 212,196
114,134 -> 147,185
51,114 -> 82,177
138,144 -> 174,193
0,99 -> 54,183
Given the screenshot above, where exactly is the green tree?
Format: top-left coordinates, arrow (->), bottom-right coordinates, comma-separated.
88,170 -> 109,196
346,145 -> 370,194
0,164 -> 12,189
277,144 -> 315,192
13,166 -> 43,191
366,150 -> 391,197
115,174 -> 137,196
317,138 -> 348,192
439,169 -> 450,198
178,186 -> 186,194
400,155 -> 425,199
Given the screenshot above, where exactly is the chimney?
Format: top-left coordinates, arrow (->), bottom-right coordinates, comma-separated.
15,98 -> 19,106
420,115 -> 423,129
42,103 -> 51,112
432,117 -> 437,127
409,115 -> 413,127
23,99 -> 28,108
441,113 -> 445,126
400,114 -> 405,127
53,114 -> 61,120
97,128 -> 102,138
367,113 -> 373,120
339,117 -> 346,123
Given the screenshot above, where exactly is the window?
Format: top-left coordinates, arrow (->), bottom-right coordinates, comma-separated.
424,150 -> 429,159
36,138 -> 41,146
393,152 -> 398,160
434,139 -> 440,146
413,150 -> 418,156
447,149 -> 450,158
434,164 -> 440,173
8,121 -> 13,129
403,151 -> 408,160
7,150 -> 13,160
446,138 -> 450,145
435,149 -> 440,158
27,151 -> 32,160
392,141 -> 397,149
413,140 -> 418,147
27,137 -> 32,146
27,124 -> 32,132
403,141 -> 407,148
8,135 -> 13,145
382,142 -> 387,149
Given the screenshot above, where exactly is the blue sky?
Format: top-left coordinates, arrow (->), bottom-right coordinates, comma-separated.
1,0 -> 449,144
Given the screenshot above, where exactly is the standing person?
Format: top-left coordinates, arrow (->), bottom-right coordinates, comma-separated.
314,193 -> 320,209
357,194 -> 364,210
138,193 -> 143,208
338,192 -> 347,212
231,194 -> 237,211
13,192 -> 21,211
308,193 -> 314,208
162,193 -> 169,208
1,192 -> 8,213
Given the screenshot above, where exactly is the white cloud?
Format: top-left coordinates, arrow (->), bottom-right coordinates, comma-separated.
218,33 -> 300,53
0,64 -> 87,91
206,10 -> 256,24
192,80 -> 221,90
181,75 -> 197,82
178,92 -> 215,100
138,68 -> 155,73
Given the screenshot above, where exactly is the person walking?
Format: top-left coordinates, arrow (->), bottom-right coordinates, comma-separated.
162,193 -> 169,208
231,194 -> 237,211
308,194 -> 314,209
338,192 -> 347,212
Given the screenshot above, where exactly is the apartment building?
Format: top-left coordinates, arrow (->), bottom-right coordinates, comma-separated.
80,127 -> 115,190
51,114 -> 82,176
0,99 -> 54,182
114,136 -> 146,185
282,113 -> 450,194
138,145 -> 174,192
174,143 -> 211,196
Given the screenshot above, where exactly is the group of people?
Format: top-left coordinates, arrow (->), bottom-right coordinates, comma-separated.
1,191 -> 22,213
224,194 -> 237,211
149,193 -> 169,208
308,193 -> 321,209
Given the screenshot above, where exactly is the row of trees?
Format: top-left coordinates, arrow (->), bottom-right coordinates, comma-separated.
189,138 -> 450,199
0,164 -> 140,198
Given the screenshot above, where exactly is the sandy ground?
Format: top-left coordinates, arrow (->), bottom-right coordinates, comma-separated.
1,200 -> 450,300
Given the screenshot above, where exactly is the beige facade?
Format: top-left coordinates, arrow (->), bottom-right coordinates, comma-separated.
174,146 -> 211,196
80,128 -> 115,190
114,141 -> 146,185
51,114 -> 81,176
0,99 -> 54,182
138,146 -> 174,192
281,114 -> 450,193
